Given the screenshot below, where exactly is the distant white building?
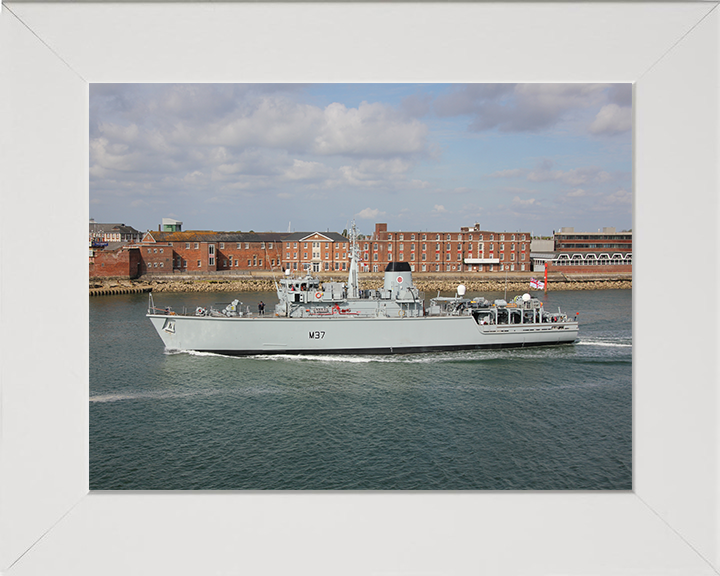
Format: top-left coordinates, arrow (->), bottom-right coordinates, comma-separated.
89,220 -> 143,244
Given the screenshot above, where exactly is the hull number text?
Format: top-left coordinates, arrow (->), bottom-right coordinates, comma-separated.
309,331 -> 326,339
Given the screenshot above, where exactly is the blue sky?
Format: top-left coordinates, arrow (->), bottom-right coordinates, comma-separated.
89,83 -> 632,237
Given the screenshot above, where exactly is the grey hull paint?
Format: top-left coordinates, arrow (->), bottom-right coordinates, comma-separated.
148,313 -> 579,355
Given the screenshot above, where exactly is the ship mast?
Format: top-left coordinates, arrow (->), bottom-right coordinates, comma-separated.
347,220 -> 360,299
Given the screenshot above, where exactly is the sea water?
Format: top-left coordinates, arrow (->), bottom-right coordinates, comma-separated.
90,289 -> 632,490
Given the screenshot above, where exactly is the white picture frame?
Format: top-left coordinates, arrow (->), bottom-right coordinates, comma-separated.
1,2 -> 718,574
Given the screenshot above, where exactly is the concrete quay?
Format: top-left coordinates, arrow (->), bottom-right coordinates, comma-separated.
89,271 -> 631,295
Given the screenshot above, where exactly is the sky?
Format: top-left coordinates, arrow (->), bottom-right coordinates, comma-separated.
89,83 -> 632,238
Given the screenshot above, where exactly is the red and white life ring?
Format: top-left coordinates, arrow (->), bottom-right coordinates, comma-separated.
315,292 -> 323,299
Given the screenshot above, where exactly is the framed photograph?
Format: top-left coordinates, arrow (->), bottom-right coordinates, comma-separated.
1,2 -> 718,574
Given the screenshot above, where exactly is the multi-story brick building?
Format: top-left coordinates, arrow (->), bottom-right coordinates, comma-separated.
138,228 -> 352,275
550,227 -> 632,273
281,232 -> 352,273
362,223 -> 532,273
140,230 -> 287,274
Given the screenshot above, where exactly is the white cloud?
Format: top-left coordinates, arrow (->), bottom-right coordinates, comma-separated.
491,168 -> 526,178
602,189 -> 632,205
282,159 -> 330,181
432,204 -> 448,213
512,196 -> 536,207
589,104 -> 632,135
356,207 -> 384,219
567,188 -> 587,197
435,83 -> 610,133
314,101 -> 428,156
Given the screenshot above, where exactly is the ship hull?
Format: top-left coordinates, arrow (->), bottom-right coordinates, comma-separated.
147,314 -> 579,356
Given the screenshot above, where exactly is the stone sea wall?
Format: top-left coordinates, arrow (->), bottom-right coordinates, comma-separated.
90,273 -> 631,296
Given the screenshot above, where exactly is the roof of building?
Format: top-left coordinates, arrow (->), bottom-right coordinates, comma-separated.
143,230 -> 349,244
89,222 -> 142,235
283,231 -> 349,243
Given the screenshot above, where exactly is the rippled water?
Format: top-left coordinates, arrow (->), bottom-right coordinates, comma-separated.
90,289 -> 632,490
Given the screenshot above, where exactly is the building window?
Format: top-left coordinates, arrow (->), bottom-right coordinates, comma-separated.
197,260 -> 201,267
261,242 -> 265,249
238,243 -> 243,249
220,243 -> 225,249
209,245 -> 215,255
259,259 -> 262,267
209,257 -> 215,266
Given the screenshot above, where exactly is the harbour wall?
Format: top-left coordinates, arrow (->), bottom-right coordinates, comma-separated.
90,272 -> 631,296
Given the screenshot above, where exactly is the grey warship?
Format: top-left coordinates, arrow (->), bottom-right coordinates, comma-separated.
147,226 -> 579,355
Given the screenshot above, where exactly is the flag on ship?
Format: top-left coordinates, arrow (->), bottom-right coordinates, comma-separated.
530,278 -> 545,290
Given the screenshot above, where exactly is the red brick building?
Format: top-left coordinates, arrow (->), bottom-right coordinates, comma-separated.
281,231 -> 351,273
89,245 -> 142,278
140,231 -> 287,274
362,223 -> 532,273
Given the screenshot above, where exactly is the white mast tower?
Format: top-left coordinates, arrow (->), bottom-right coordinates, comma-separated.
347,220 -> 360,299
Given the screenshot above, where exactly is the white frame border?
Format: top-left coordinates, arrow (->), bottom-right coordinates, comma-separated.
1,3 -> 718,574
